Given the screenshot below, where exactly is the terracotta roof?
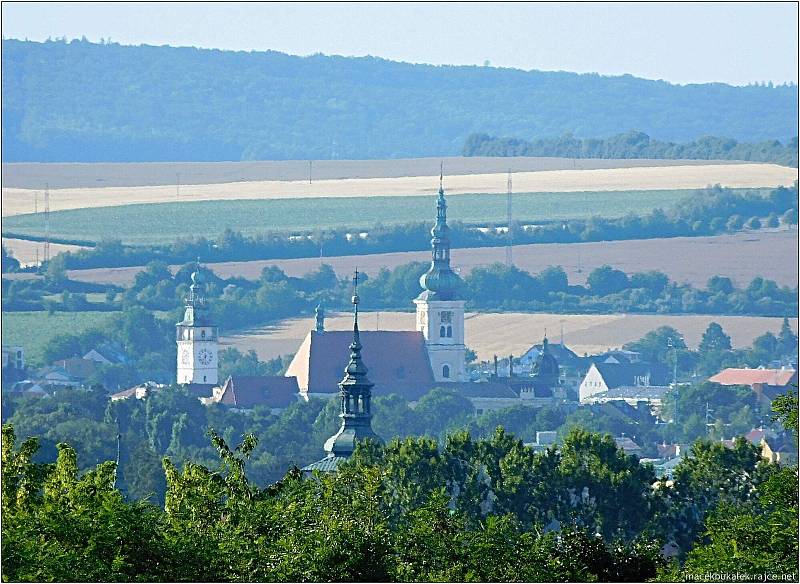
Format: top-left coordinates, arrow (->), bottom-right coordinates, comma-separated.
744,428 -> 768,444
285,330 -> 435,400
217,375 -> 299,409
708,368 -> 798,387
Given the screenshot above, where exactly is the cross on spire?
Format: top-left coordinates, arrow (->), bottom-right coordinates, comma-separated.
439,161 -> 444,193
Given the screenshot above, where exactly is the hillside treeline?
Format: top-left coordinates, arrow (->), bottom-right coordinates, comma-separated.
463,131 -> 799,167
2,38 -> 797,162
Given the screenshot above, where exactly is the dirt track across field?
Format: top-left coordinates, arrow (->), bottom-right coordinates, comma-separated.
2,162 -> 795,217
57,229 -> 799,289
1,156 -> 751,189
220,311 -> 798,363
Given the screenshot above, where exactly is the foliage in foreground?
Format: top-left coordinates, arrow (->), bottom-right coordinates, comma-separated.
2,412 -> 797,582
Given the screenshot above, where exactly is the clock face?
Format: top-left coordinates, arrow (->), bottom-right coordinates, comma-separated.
180,348 -> 192,365
197,348 -> 213,366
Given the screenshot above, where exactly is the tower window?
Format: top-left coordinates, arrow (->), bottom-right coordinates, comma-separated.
201,330 -> 206,339
440,325 -> 446,338
446,325 -> 452,338
442,364 -> 450,379
203,375 -> 207,382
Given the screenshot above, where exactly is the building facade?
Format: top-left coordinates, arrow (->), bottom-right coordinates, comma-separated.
176,264 -> 219,386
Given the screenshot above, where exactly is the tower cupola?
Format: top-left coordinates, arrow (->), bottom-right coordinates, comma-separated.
418,173 -> 462,301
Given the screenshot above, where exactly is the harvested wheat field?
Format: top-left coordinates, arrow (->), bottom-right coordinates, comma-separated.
220,311 -> 798,363
2,238 -> 89,267
60,230 -> 799,289
2,162 -> 795,217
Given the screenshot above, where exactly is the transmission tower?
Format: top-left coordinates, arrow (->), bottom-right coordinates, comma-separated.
43,183 -> 51,264
506,170 -> 513,266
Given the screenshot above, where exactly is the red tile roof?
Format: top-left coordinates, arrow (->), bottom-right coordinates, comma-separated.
708,368 -> 798,387
217,375 -> 299,409
285,330 -> 435,400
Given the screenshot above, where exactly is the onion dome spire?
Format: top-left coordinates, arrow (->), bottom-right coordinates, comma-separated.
323,269 -> 381,457
418,168 -> 462,301
182,257 -> 209,325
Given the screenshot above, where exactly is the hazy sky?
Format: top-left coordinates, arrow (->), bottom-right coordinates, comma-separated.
2,2 -> 797,85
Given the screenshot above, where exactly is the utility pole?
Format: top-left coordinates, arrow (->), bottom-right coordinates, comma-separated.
668,337 -> 678,424
309,160 -> 313,184
506,170 -> 513,266
34,191 -> 38,214
43,183 -> 50,264
176,173 -> 180,199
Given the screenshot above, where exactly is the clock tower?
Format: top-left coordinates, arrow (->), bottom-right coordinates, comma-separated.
176,263 -> 218,386
414,175 -> 467,382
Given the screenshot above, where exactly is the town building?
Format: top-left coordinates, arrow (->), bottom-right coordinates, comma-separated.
202,375 -> 299,413
303,274 -> 382,473
708,367 -> 798,406
176,263 -> 219,393
2,346 -> 25,370
579,361 -> 670,404
286,179 -> 466,401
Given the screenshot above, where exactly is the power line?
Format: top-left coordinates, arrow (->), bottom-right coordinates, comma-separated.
44,183 -> 50,264
506,169 -> 513,266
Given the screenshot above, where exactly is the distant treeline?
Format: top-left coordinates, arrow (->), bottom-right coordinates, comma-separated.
18,183 -> 795,272
3,39 -> 797,161
463,131 -> 799,167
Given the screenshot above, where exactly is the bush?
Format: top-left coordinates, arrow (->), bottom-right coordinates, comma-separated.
745,216 -> 761,230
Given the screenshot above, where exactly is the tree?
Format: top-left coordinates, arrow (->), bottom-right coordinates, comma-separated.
726,214 -> 744,231
745,216 -> 761,229
699,322 -> 732,353
777,317 -> 798,356
707,275 -> 734,295
781,207 -> 798,225
1,245 -> 20,273
586,265 -> 630,296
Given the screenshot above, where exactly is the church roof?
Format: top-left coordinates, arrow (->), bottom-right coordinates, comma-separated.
592,362 -> 670,389
301,455 -> 349,474
216,375 -> 299,409
449,381 -> 519,399
285,330 -> 435,400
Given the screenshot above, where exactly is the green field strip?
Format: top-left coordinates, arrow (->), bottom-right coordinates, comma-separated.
2,189 -> 712,245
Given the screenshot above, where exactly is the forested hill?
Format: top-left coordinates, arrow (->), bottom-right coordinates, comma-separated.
3,38 -> 798,162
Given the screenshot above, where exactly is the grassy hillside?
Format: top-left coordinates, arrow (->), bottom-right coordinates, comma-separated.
2,189 -> 696,245
2,39 -> 797,162
1,311 -> 121,366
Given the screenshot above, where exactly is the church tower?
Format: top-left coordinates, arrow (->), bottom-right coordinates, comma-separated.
414,174 -> 467,382
176,262 -> 218,386
322,271 -> 382,458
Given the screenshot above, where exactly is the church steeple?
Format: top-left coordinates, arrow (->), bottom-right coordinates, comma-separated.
418,171 -> 462,301
322,270 -> 382,458
314,303 -> 325,333
176,258 -> 218,386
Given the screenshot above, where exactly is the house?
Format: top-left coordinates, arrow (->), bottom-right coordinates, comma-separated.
614,436 -> 643,456
10,380 -> 48,397
203,375 -> 300,413
708,367 -> 797,406
34,366 -> 81,388
83,343 -> 128,365
579,361 -> 670,403
761,432 -> 798,465
2,346 -> 25,370
448,381 -> 522,415
110,381 -> 165,401
53,358 -> 99,382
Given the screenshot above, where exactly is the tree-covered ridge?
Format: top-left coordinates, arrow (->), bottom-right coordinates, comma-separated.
463,131 -> 800,167
2,38 -> 797,162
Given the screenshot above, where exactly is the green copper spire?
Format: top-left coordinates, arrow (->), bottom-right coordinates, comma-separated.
315,302 -> 325,333
418,170 -> 462,301
323,270 -> 382,457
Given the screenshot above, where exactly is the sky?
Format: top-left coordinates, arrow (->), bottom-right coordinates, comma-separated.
2,2 -> 797,86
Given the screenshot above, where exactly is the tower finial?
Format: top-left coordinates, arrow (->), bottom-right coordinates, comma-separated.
439,161 -> 443,193
352,269 -> 360,326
